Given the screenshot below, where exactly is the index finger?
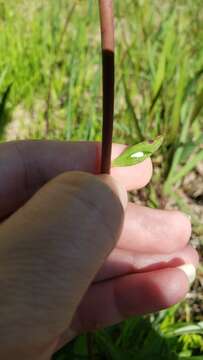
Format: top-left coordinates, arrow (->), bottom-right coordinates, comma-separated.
0,140 -> 152,219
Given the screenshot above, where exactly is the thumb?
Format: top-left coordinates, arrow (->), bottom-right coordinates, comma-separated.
0,171 -> 127,358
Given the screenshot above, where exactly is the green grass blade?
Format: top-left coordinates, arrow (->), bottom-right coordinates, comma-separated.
179,357 -> 203,360
168,149 -> 203,185
152,16 -> 175,98
167,62 -> 186,144
0,68 -> 8,88
189,87 -> 203,124
122,77 -> 143,141
164,322 -> 203,337
95,331 -> 125,360
149,82 -> 163,114
0,84 -> 12,137
164,104 -> 191,191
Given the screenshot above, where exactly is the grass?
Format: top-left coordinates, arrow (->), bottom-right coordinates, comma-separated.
0,0 -> 203,358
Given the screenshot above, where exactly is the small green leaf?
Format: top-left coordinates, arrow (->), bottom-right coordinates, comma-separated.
189,87 -> 203,124
112,135 -> 164,167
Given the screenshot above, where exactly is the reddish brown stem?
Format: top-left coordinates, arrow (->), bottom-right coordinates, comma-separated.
99,0 -> 115,174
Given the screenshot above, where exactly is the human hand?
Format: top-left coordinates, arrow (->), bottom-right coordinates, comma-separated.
0,141 -> 198,359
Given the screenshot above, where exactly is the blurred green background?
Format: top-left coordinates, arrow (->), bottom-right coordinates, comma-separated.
0,0 -> 203,358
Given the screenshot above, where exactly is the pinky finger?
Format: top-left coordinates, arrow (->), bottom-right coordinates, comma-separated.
72,267 -> 192,333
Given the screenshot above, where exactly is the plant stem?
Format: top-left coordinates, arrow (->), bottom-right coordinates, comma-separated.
85,3 -> 115,357
99,0 -> 115,173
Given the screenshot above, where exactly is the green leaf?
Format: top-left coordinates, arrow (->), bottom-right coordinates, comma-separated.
95,330 -> 125,360
167,149 -> 203,185
167,62 -> 187,145
189,87 -> 203,124
0,83 -> 12,121
180,134 -> 203,163
0,83 -> 12,138
179,357 -> 203,360
0,68 -> 8,88
123,76 -> 143,141
152,15 -> 175,98
164,322 -> 203,337
112,136 -> 164,167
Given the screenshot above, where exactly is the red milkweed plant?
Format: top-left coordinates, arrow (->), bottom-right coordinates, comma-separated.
99,0 -> 163,174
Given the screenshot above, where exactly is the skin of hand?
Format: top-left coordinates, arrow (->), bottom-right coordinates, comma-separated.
0,141 -> 199,360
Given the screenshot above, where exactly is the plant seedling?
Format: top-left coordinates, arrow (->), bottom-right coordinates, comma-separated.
99,1 -> 163,174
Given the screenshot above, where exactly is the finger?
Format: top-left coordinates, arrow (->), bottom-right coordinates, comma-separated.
117,203 -> 191,253
55,245 -> 198,352
71,267 -> 191,333
0,172 -> 125,355
95,245 -> 199,282
0,141 -> 152,220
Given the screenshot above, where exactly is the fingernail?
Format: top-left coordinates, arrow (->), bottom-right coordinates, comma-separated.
177,264 -> 196,286
98,175 -> 128,211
